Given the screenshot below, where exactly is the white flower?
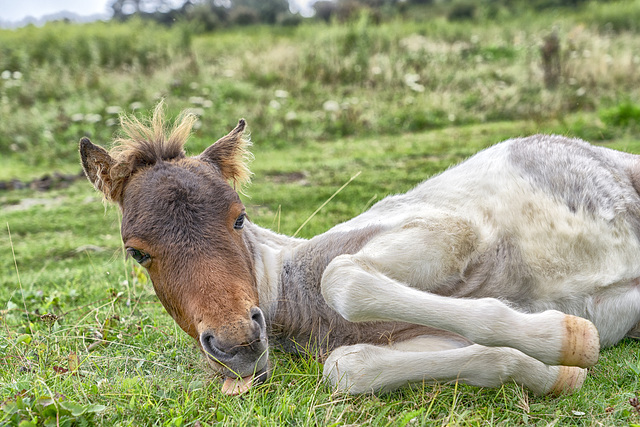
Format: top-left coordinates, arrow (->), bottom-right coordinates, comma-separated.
323,100 -> 340,112
129,102 -> 143,110
1,70 -> 11,80
12,71 -> 22,80
203,100 -> 213,108
275,90 -> 289,99
403,74 -> 425,93
189,96 -> 205,105
404,73 -> 420,85
85,114 -> 102,124
105,106 -> 121,115
269,100 -> 281,110
285,111 -> 297,121
71,113 -> 84,122
399,34 -> 429,53
186,107 -> 204,116
576,87 -> 586,97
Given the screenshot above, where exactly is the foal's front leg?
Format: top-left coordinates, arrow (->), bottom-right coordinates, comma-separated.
321,253 -> 599,368
323,340 -> 587,395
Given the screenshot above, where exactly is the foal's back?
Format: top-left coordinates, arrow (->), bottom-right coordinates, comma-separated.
329,135 -> 640,346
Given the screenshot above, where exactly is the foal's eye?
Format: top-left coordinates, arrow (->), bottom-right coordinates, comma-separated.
234,213 -> 246,230
126,248 -> 151,265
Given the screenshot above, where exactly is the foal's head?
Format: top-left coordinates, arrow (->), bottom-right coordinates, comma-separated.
80,104 -> 267,394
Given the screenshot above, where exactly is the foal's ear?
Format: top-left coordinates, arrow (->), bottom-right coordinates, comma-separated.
199,119 -> 253,188
79,137 -> 116,200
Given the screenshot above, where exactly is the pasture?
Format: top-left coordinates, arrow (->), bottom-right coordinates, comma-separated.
2,2 -> 640,425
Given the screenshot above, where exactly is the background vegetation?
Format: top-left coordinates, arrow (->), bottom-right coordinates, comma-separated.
2,0 -> 640,425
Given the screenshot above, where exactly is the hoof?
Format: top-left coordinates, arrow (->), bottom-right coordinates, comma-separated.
560,315 -> 600,368
548,366 -> 587,395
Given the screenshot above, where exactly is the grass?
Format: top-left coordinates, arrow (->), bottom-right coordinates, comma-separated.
2,119 -> 640,426
2,1 -> 640,425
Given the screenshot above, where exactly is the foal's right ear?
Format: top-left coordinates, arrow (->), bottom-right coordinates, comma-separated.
79,137 -> 116,200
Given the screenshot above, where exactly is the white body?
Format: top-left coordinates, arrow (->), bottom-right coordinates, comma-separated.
247,135 -> 640,394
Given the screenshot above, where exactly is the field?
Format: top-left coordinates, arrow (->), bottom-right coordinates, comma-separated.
2,1 -> 640,425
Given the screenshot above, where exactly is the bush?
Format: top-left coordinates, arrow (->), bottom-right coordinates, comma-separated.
0,20 -> 186,73
186,3 -> 224,32
447,2 -> 476,21
231,6 -> 260,26
581,0 -> 640,33
314,1 -> 337,22
600,101 -> 640,128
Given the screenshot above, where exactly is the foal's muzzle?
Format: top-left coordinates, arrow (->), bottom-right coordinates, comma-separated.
199,306 -> 269,380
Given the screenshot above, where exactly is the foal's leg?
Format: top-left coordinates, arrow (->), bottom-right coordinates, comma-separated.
321,253 -> 599,368
323,339 -> 587,395
626,321 -> 640,340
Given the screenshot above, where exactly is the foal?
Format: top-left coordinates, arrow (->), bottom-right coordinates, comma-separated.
80,104 -> 640,395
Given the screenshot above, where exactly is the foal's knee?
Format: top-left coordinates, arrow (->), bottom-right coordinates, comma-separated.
321,254 -> 377,322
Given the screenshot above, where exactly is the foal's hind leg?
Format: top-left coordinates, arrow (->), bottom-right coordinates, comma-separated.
626,321 -> 640,340
323,339 -> 587,395
321,253 -> 599,368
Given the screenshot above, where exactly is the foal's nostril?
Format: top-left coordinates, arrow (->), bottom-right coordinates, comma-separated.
250,307 -> 267,343
250,307 -> 266,330
200,331 -> 233,363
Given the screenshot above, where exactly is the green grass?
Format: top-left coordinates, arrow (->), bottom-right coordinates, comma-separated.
3,1 -> 640,425
2,119 -> 640,426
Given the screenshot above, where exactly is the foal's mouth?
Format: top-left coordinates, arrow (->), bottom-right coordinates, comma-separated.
220,365 -> 269,396
203,349 -> 270,396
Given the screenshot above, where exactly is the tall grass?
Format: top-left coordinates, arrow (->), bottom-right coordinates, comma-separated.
2,2 -> 640,178
0,19 -> 191,173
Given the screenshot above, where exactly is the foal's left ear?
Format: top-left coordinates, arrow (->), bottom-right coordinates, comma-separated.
199,119 -> 253,188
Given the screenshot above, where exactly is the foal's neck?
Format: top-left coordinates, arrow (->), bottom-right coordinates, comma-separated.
244,222 -> 304,321
245,221 -> 396,354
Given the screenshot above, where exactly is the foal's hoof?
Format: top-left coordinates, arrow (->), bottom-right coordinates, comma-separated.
323,345 -> 376,395
548,366 -> 587,395
560,315 -> 600,368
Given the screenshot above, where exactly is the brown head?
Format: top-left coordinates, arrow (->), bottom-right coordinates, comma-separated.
79,103 -> 268,392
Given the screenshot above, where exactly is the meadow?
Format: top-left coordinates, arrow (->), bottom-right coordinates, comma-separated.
2,1 -> 640,425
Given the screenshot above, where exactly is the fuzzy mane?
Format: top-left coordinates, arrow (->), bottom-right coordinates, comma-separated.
101,102 -> 252,202
100,102 -> 195,202
110,101 -> 195,170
